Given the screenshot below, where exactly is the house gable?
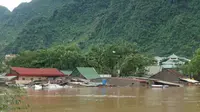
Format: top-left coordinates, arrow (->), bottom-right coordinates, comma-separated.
71,69 -> 82,78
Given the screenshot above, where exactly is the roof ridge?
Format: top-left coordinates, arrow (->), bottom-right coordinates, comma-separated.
12,67 -> 55,69
10,67 -> 64,76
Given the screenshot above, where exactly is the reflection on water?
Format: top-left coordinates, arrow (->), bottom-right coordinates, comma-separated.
15,87 -> 200,112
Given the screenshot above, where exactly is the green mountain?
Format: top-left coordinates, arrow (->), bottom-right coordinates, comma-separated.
0,0 -> 68,52
0,6 -> 11,49
0,6 -> 10,19
2,0 -> 200,57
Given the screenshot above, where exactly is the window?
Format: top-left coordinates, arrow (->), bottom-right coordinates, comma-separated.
22,78 -> 25,80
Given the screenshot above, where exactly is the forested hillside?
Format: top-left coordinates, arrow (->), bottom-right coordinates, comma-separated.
0,6 -> 10,20
1,0 -> 200,57
0,6 -> 11,50
0,0 -> 69,53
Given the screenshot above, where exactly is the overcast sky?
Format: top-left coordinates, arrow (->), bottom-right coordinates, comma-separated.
0,0 -> 32,11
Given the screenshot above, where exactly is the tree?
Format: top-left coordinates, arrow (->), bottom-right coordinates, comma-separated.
86,42 -> 152,76
8,45 -> 86,70
183,48 -> 200,79
120,54 -> 152,76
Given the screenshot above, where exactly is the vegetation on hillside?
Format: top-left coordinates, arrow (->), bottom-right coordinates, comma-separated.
182,48 -> 200,80
0,6 -> 10,19
1,0 -> 200,57
0,0 -> 69,53
7,42 -> 153,76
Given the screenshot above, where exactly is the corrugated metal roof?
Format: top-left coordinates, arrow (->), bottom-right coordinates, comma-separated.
77,67 -> 100,79
10,67 -> 64,77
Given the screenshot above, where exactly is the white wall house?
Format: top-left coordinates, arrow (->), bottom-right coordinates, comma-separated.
154,54 -> 190,69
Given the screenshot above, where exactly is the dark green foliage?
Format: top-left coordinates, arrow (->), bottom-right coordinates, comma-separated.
181,48 -> 200,80
0,0 -> 68,53
8,43 -> 152,76
0,6 -> 11,52
1,0 -> 200,57
0,6 -> 10,20
6,17 -> 60,53
9,45 -> 85,70
183,49 -> 200,76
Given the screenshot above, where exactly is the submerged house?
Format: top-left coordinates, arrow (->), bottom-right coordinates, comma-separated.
6,67 -> 64,84
150,69 -> 199,85
70,67 -> 100,80
150,69 -> 185,83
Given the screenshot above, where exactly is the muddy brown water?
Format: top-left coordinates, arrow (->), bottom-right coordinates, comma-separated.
15,87 -> 200,112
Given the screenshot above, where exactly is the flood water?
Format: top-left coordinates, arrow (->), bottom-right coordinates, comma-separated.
16,87 -> 200,112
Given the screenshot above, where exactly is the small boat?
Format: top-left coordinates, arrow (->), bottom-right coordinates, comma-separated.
151,85 -> 169,88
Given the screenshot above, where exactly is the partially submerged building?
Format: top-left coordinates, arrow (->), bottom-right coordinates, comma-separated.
150,69 -> 185,83
150,69 -> 199,85
6,67 -> 64,84
70,67 -> 100,80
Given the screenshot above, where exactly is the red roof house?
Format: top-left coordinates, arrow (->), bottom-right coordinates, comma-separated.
7,67 -> 64,77
6,67 -> 64,84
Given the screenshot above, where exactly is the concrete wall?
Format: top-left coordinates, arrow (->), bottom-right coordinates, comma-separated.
15,80 -> 32,84
15,76 -> 47,84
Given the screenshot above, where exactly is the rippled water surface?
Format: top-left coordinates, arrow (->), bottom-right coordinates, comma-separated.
16,87 -> 200,112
